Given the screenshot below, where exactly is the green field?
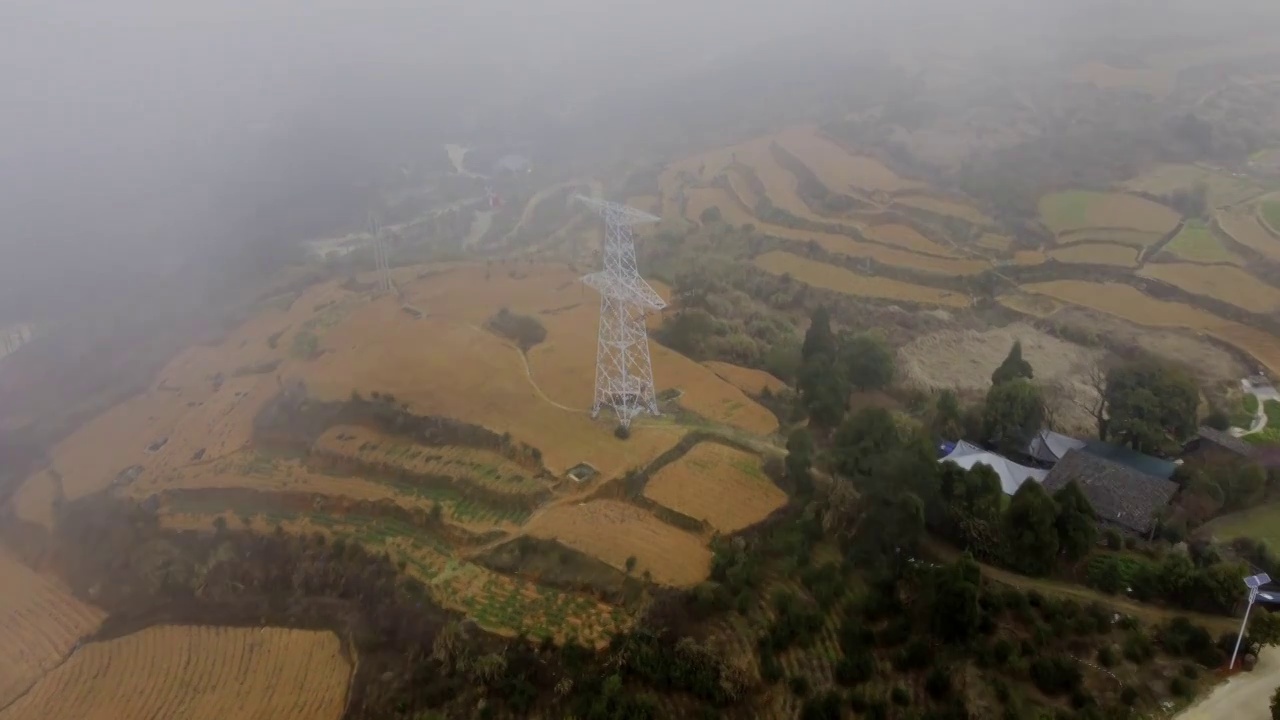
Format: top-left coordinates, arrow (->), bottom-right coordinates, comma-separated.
1038,191 -> 1094,232
1163,220 -> 1237,263
1204,502 -> 1280,550
1261,201 -> 1280,234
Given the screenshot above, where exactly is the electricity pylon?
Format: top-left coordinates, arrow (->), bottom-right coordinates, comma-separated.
576,195 -> 665,428
368,212 -> 393,294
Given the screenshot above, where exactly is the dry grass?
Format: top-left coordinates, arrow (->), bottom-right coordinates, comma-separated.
773,125 -> 922,193
0,549 -> 105,709
865,224 -> 960,257
643,443 -> 786,533
1049,242 -> 1139,267
754,251 -> 971,308
1121,163 -> 1262,208
1070,62 -> 1174,96
0,625 -> 349,720
977,233 -> 1013,251
11,469 -> 58,529
899,322 -> 1103,434
702,361 -> 787,396
1038,191 -> 1180,235
1218,207 -> 1280,261
523,500 -> 711,586
726,168 -> 761,210
1057,228 -> 1166,249
998,294 -> 1062,318
1018,280 -> 1280,376
893,194 -> 992,226
1138,263 -> 1280,313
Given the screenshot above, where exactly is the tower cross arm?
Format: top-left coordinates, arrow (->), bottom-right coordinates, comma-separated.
573,195 -> 660,226
581,272 -> 666,310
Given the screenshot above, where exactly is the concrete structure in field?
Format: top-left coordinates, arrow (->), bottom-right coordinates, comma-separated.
577,195 -> 665,428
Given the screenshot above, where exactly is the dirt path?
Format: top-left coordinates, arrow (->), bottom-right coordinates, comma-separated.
1242,378 -> 1279,436
924,539 -> 1239,636
1176,649 -> 1278,720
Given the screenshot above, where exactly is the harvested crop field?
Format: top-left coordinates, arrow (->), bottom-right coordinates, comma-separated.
685,187 -> 756,227
1070,61 -> 1172,96
865,224 -> 959,257
1162,220 -> 1242,264
754,251 -> 971,308
0,549 -> 105,709
1263,200 -> 1280,234
893,194 -> 991,226
11,469 -> 58,529
1048,242 -> 1139,267
899,323 -> 1102,433
1218,208 -> 1280,260
774,125 -> 921,193
1017,281 -> 1280,376
523,500 -> 711,586
1138,263 -> 1280,313
314,425 -> 549,496
1058,228 -> 1166,249
702,361 -> 786,396
1121,163 -> 1261,207
0,625 -> 350,720
976,234 -> 1012,251
1038,191 -> 1179,235
643,443 -> 786,533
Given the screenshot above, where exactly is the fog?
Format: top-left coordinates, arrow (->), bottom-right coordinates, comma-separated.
1,0 -> 1277,321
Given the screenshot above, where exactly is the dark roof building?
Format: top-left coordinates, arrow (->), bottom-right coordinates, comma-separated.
1025,429 -> 1086,465
1185,426 -> 1256,460
1042,449 -> 1180,535
1080,439 -> 1177,480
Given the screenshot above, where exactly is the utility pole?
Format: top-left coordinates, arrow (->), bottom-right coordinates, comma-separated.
1231,572 -> 1272,669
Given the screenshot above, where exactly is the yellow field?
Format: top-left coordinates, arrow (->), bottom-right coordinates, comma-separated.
523,500 -> 711,586
1016,281 -> 1280,375
726,168 -> 761,210
0,549 -> 105,709
11,470 -> 58,529
1218,208 -> 1280,261
643,443 -> 786,533
313,425 -> 549,496
702,361 -> 787,396
1039,191 -> 1181,235
998,294 -> 1062,318
1137,264 -> 1280,314
893,194 -> 992,226
1057,228 -> 1167,249
1048,242 -> 1139,267
977,233 -> 1012,251
1070,62 -> 1173,96
0,625 -> 349,720
773,125 -> 921,193
1121,163 -> 1262,208
865,224 -> 959,257
754,251 -> 970,308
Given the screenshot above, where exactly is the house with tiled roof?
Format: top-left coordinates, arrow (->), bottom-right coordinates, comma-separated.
1041,449 -> 1180,536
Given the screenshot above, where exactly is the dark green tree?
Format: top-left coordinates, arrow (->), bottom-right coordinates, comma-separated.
932,389 -> 965,441
1272,685 -> 1280,720
981,379 -> 1044,455
931,555 -> 982,644
1004,481 -> 1060,576
801,306 -> 836,362
832,407 -> 902,482
797,357 -> 848,428
948,463 -> 1005,524
991,340 -> 1034,385
1052,480 -> 1097,561
839,332 -> 895,392
1105,358 -> 1199,453
786,428 -> 815,496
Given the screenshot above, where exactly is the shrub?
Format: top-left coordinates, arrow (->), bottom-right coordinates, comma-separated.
1105,529 -> 1123,550
1170,676 -> 1193,698
1121,685 -> 1139,706
1123,631 -> 1155,664
1030,655 -> 1082,695
1096,645 -> 1117,668
614,424 -> 631,440
835,652 -> 875,686
993,638 -> 1014,664
789,675 -> 810,697
926,666 -> 952,699
800,690 -> 843,720
891,686 -> 911,706
893,638 -> 931,671
485,308 -> 547,350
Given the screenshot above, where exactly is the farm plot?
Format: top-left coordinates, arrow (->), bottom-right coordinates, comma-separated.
0,549 -> 105,709
523,500 -> 711,587
1048,242 -> 1139,267
865,224 -> 960,257
643,443 -> 786,533
1057,228 -> 1169,249
893,194 -> 992,226
1162,220 -> 1242,264
1015,281 -> 1280,376
1218,207 -> 1280,260
754,251 -> 971,308
1202,502 -> 1280,550
1070,61 -> 1173,96
1262,200 -> 1280,234
1121,163 -> 1262,208
701,361 -> 786,397
11,469 -> 59,529
1038,191 -> 1180,236
1138,263 -> 1280,313
314,425 -> 549,496
773,125 -> 922,193
0,625 -> 349,720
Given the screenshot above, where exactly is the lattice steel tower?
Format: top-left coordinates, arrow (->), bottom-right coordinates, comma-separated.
577,195 -> 666,428
368,212 -> 393,294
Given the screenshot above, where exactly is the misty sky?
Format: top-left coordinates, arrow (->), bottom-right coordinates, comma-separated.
1,0 -> 1275,320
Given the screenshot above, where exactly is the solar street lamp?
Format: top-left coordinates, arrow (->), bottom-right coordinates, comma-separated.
1230,572 -> 1272,670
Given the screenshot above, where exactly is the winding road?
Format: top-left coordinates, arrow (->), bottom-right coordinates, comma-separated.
1176,649 -> 1278,720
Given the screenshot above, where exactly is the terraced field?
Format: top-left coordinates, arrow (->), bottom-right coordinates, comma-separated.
864,223 -> 960,257
1058,228 -> 1170,249
702,361 -> 786,397
0,550 -> 105,709
1138,263 -> 1280,313
1218,207 -> 1280,260
773,125 -> 921,193
1121,163 -> 1262,207
1162,220 -> 1242,264
754,251 -> 972,308
0,626 -> 349,720
1039,191 -> 1180,236
893,194 -> 992,226
1048,242 -> 1139,267
643,442 -> 787,533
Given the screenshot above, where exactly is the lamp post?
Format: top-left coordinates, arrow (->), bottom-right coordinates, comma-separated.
1230,572 -> 1272,670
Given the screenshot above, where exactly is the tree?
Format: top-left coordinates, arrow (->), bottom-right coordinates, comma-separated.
797,357 -> 848,428
840,332 -> 895,391
832,407 -> 902,482
625,555 -> 637,574
981,379 -> 1044,455
1053,481 -> 1097,561
932,390 -> 964,441
931,556 -> 982,644
1105,358 -> 1199,454
699,206 -> 722,224
991,340 -> 1034,385
1272,685 -> 1280,720
786,429 -> 815,496
801,306 -> 836,362
1252,611 -> 1280,648
1004,481 -> 1060,576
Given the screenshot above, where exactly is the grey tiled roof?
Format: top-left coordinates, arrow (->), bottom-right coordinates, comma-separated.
1027,429 -> 1086,464
1194,426 -> 1255,459
1042,449 -> 1179,534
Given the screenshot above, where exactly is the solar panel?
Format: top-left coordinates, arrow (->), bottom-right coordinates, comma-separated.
1245,573 -> 1271,589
